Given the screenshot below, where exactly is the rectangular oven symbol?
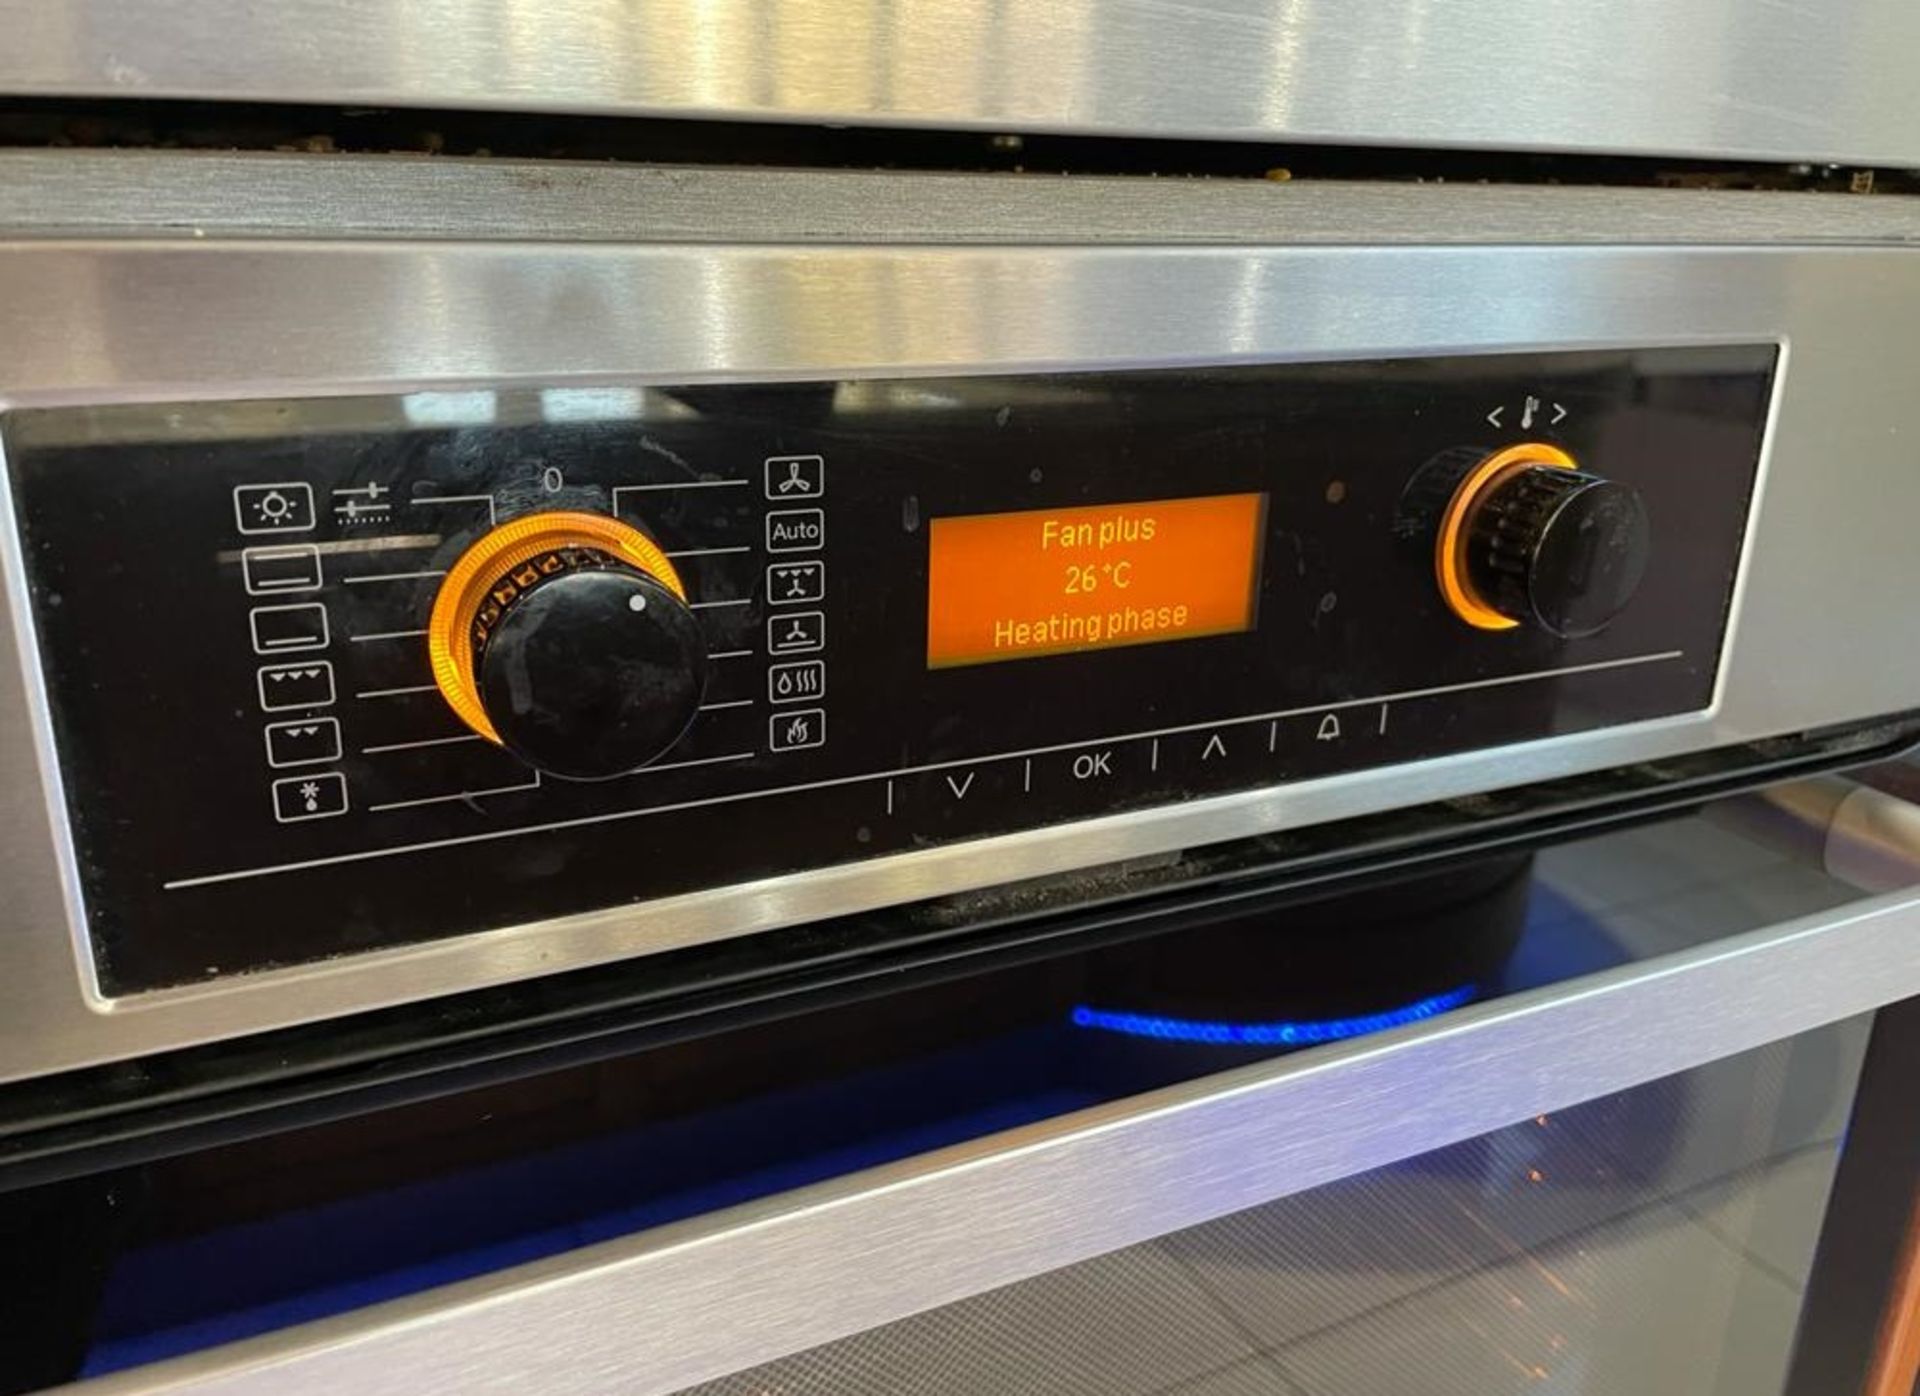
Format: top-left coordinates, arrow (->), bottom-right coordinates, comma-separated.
272,772 -> 349,823
768,610 -> 825,655
242,544 -> 323,595
250,602 -> 330,655
766,561 -> 826,606
263,717 -> 342,768
256,661 -> 336,712
769,708 -> 825,751
769,660 -> 826,704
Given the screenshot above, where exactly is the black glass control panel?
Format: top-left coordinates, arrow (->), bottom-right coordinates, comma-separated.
4,346 -> 1774,993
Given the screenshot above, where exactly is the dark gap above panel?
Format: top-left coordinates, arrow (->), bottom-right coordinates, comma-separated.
1,97 -> 1914,192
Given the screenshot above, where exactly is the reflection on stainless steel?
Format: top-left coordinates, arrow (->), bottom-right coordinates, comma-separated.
1067,984 -> 1480,1047
1712,773 -> 1920,895
2,229 -> 1920,1077
2,1 -> 1920,164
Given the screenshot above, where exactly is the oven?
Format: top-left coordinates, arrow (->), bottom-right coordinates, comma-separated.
5,3 -> 1920,1392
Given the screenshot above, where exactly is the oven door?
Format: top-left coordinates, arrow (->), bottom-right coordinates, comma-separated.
9,771 -> 1920,1396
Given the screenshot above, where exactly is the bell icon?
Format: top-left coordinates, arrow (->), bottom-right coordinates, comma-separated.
1315,713 -> 1341,742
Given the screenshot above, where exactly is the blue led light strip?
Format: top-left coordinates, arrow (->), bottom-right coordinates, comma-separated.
1069,984 -> 1479,1046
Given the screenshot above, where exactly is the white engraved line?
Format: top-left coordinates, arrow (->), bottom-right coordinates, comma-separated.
163,651 -> 1680,889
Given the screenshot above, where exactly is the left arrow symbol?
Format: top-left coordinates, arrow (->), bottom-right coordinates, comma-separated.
1486,405 -> 1505,428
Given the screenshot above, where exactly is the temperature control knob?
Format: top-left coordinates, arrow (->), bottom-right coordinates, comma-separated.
428,511 -> 709,780
1435,444 -> 1651,638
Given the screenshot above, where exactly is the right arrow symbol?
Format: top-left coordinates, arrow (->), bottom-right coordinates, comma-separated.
1550,402 -> 1568,425
1486,405 -> 1506,428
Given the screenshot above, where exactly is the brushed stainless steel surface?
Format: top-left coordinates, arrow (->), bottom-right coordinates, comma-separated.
2,227 -> 1920,1079
57,882 -> 1920,1396
9,152 -> 1920,247
5,0 -> 1920,165
661,1016 -> 1864,1396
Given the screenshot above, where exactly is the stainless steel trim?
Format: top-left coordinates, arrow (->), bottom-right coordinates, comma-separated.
60,883 -> 1920,1396
5,1 -> 1920,166
3,223 -> 1920,1078
10,152 -> 1920,248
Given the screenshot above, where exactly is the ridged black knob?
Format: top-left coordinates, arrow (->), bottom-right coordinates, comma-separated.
475,550 -> 709,780
1466,466 -> 1651,638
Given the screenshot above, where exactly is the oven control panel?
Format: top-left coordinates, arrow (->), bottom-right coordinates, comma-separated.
4,346 -> 1773,994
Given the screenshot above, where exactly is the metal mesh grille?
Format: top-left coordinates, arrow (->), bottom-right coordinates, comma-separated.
670,1020 -> 1863,1396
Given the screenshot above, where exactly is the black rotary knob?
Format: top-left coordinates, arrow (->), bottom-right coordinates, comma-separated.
1465,465 -> 1652,638
479,559 -> 709,779
429,511 -> 710,780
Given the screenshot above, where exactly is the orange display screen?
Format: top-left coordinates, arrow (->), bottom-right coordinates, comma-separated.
926,493 -> 1267,668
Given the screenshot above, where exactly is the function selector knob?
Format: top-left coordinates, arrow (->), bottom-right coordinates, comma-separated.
1435,443 -> 1651,639
428,511 -> 709,780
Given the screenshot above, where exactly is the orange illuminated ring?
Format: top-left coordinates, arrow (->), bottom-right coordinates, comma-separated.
1435,442 -> 1578,631
427,510 -> 688,746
